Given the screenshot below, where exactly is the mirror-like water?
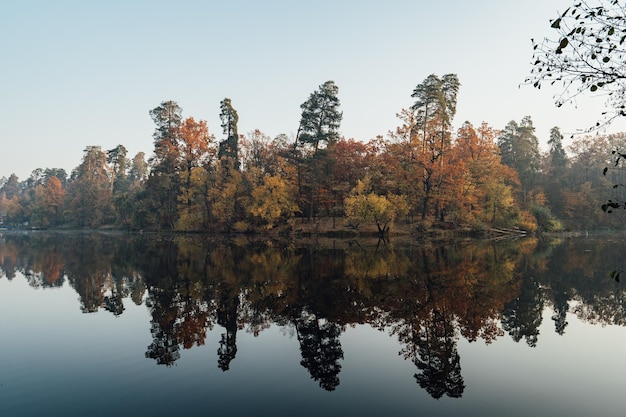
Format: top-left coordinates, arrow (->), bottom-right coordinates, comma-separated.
1,231 -> 626,417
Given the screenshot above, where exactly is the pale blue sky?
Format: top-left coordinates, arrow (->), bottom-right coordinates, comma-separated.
2,0 -> 620,180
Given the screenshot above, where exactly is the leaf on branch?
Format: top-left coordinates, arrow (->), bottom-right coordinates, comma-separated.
551,18 -> 561,29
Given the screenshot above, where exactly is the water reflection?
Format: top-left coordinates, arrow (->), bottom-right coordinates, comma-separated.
1,231 -> 625,398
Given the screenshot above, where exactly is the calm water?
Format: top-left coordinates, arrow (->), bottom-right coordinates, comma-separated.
2,231 -> 626,416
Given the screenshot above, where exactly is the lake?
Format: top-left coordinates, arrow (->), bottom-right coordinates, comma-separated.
1,231 -> 626,416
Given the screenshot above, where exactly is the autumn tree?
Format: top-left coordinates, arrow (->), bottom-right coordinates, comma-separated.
176,117 -> 214,230
326,138 -> 376,220
409,74 -> 461,220
248,174 -> 299,229
34,176 -> 65,226
205,159 -> 246,231
454,122 -> 519,226
344,177 -> 409,236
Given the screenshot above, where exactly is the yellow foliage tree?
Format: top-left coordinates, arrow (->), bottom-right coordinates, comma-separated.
344,178 -> 408,235
248,174 -> 299,229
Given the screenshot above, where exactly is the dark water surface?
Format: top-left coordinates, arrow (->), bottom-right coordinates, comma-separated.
1,231 -> 626,416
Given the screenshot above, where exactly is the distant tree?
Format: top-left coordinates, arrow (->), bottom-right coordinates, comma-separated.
497,116 -> 541,203
66,146 -> 112,227
218,98 -> 240,170
128,152 -> 148,186
1,174 -> 21,200
44,168 -> 67,186
43,176 -> 65,225
548,126 -> 568,170
107,145 -> 129,194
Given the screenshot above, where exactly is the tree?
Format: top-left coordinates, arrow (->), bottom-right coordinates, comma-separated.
410,74 -> 461,220
178,117 -> 213,210
248,174 -> 299,229
218,98 -> 240,170
297,81 -> 342,152
145,100 -> 184,229
497,116 -> 541,203
43,176 -> 65,225
454,122 -> 518,225
128,152 -> 148,186
411,74 -> 460,154
296,81 -> 343,219
66,146 -> 113,227
344,178 -> 409,236
528,0 -> 626,128
107,145 -> 129,194
548,126 -> 568,170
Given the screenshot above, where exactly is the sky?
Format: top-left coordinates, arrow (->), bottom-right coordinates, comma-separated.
2,0 -> 625,181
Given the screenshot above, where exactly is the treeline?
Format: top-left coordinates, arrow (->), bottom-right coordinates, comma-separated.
1,75 -> 625,233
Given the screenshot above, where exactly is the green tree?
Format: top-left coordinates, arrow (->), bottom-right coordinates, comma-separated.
296,81 -> 342,219
107,145 -> 129,194
218,98 -> 240,170
297,81 -> 342,152
145,100 -> 183,229
411,73 -> 460,154
497,116 -> 541,203
66,146 -> 113,227
548,126 -> 568,171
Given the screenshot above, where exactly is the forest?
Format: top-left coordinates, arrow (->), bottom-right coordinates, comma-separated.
1,75 -> 626,235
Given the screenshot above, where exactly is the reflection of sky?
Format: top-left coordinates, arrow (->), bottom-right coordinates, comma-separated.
2,274 -> 626,417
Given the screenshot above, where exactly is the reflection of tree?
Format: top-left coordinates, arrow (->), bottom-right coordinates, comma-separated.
144,287 -> 181,366
20,232 -> 626,395
414,310 -> 464,399
217,294 -> 240,371
295,309 -> 344,391
501,275 -> 543,347
551,291 -> 569,335
146,318 -> 181,366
